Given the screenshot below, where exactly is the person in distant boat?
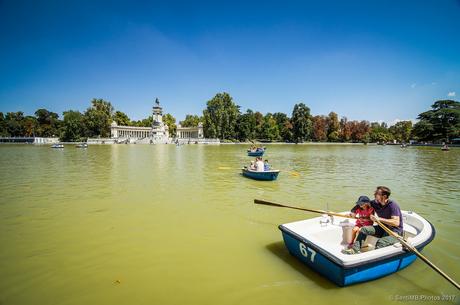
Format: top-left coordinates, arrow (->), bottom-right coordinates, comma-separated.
347,196 -> 374,249
255,157 -> 265,172
264,159 -> 270,171
343,186 -> 403,254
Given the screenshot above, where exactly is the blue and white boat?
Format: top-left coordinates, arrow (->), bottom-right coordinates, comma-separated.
76,143 -> 88,148
279,211 -> 435,286
247,147 -> 266,157
242,168 -> 280,180
51,143 -> 64,149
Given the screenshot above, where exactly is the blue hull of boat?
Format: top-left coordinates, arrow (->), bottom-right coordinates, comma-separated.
280,227 -> 431,286
247,151 -> 264,157
242,169 -> 279,181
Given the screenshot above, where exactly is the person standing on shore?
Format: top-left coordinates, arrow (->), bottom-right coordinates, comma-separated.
343,186 -> 403,254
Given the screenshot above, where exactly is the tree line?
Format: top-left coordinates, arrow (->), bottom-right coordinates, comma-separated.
1,94 -> 458,143
201,93 -> 459,143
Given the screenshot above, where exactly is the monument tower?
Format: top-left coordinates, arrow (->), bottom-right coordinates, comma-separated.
150,98 -> 169,143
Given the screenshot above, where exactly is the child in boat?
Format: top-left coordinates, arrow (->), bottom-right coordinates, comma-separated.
249,160 -> 256,170
264,159 -> 270,171
348,196 -> 374,248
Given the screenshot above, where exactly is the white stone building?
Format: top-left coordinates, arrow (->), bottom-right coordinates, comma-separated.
176,123 -> 204,139
108,98 -> 216,144
110,98 -> 169,144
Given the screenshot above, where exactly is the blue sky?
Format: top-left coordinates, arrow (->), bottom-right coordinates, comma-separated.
0,0 -> 459,123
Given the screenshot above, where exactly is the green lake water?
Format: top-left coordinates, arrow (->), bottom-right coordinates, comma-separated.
0,144 -> 459,305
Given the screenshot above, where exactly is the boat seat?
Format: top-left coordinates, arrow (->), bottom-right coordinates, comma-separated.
403,224 -> 418,239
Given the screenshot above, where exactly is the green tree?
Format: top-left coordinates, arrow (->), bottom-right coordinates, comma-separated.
202,92 -> 240,140
236,109 -> 256,141
163,113 -> 177,137
254,111 -> 264,139
5,112 -> 25,136
411,120 -> 434,142
260,113 -> 280,141
130,117 -> 152,127
0,112 -> 9,136
35,108 -> 60,137
369,122 -> 393,143
180,114 -> 201,127
113,111 -> 131,126
23,116 -> 38,137
281,120 -> 294,142
84,98 -> 114,137
272,112 -> 292,142
389,121 -> 413,143
61,110 -> 86,142
412,100 -> 460,142
291,103 -> 312,143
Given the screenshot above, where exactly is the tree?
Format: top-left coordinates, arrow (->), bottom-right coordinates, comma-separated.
260,113 -> 280,141
163,113 -> 177,137
327,112 -> 340,142
23,116 -> 38,137
84,98 -> 114,137
272,112 -> 293,142
113,111 -> 131,126
413,100 -> 460,142
236,109 -> 256,141
291,103 -> 312,143
312,115 -> 328,142
202,92 -> 240,140
0,112 -> 9,136
339,117 -> 352,142
369,122 -> 393,143
5,112 -> 25,137
389,121 -> 413,143
280,120 -> 294,142
411,120 -> 434,142
350,120 -> 370,142
254,111 -> 264,139
131,116 -> 153,127
35,108 -> 60,137
180,114 -> 201,127
61,110 -> 86,142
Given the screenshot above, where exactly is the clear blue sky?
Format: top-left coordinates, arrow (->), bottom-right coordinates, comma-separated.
1,0 -> 459,124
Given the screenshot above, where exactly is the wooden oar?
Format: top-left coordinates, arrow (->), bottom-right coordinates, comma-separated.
254,199 -> 357,219
373,217 -> 460,290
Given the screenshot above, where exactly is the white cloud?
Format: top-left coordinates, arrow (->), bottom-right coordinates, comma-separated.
387,118 -> 418,127
410,83 -> 417,88
447,92 -> 456,97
